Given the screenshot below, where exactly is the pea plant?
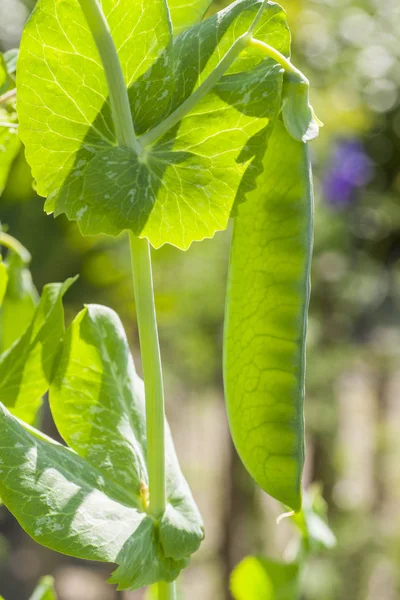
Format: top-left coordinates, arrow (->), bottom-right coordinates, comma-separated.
0,0 -> 328,597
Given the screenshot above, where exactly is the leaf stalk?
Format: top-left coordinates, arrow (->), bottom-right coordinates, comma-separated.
248,37 -> 307,82
129,233 -> 166,519
140,16 -> 308,149
159,580 -> 177,600
76,0 -> 141,154
140,32 -> 250,148
0,232 -> 31,264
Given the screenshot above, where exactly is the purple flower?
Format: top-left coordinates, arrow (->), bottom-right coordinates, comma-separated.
323,139 -> 374,208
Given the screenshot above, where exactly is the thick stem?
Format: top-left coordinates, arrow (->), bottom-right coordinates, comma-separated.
129,233 -> 166,517
77,0 -> 172,595
76,0 -> 141,154
158,581 -> 177,600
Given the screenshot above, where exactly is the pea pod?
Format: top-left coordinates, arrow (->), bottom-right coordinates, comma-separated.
223,120 -> 313,511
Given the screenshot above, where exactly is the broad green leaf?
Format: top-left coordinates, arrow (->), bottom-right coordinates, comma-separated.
0,108 -> 20,195
0,277 -> 75,424
0,259 -> 7,307
18,0 -> 289,249
168,0 -> 212,34
0,251 -> 39,352
231,556 -> 300,600
0,304 -> 203,590
223,120 -> 313,511
29,576 -> 58,600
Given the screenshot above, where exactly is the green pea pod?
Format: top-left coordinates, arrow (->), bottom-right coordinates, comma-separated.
223,120 -> 314,511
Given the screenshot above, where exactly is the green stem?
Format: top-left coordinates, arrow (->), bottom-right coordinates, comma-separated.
0,232 -> 31,264
76,0 -> 141,154
129,233 -> 166,518
140,31 -> 250,148
248,37 -> 307,81
140,29 -> 308,149
159,581 -> 177,600
77,0 -> 172,596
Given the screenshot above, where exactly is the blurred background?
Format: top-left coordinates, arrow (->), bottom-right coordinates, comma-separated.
1,0 -> 400,598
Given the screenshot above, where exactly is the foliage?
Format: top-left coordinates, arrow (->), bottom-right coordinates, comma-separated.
230,486 -> 336,599
17,0 -> 291,249
0,235 -> 74,424
0,304 -> 203,590
0,49 -> 20,196
0,0 -> 326,596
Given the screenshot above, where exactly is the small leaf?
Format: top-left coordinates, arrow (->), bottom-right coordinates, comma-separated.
0,107 -> 20,195
29,576 -> 58,600
18,0 -> 289,249
3,49 -> 18,77
0,251 -> 39,352
231,556 -> 300,600
0,304 -> 203,590
292,485 -> 336,552
168,0 -> 213,34
281,72 -> 321,142
224,120 -> 314,511
0,277 -> 75,424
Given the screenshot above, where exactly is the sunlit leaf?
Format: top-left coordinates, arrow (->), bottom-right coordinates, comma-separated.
0,108 -> 20,195
0,277 -> 75,424
0,305 -> 203,590
18,0 -> 289,249
168,0 -> 213,34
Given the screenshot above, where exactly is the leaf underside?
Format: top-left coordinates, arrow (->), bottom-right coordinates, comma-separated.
0,304 -> 203,590
223,120 -> 313,511
17,0 -> 289,249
